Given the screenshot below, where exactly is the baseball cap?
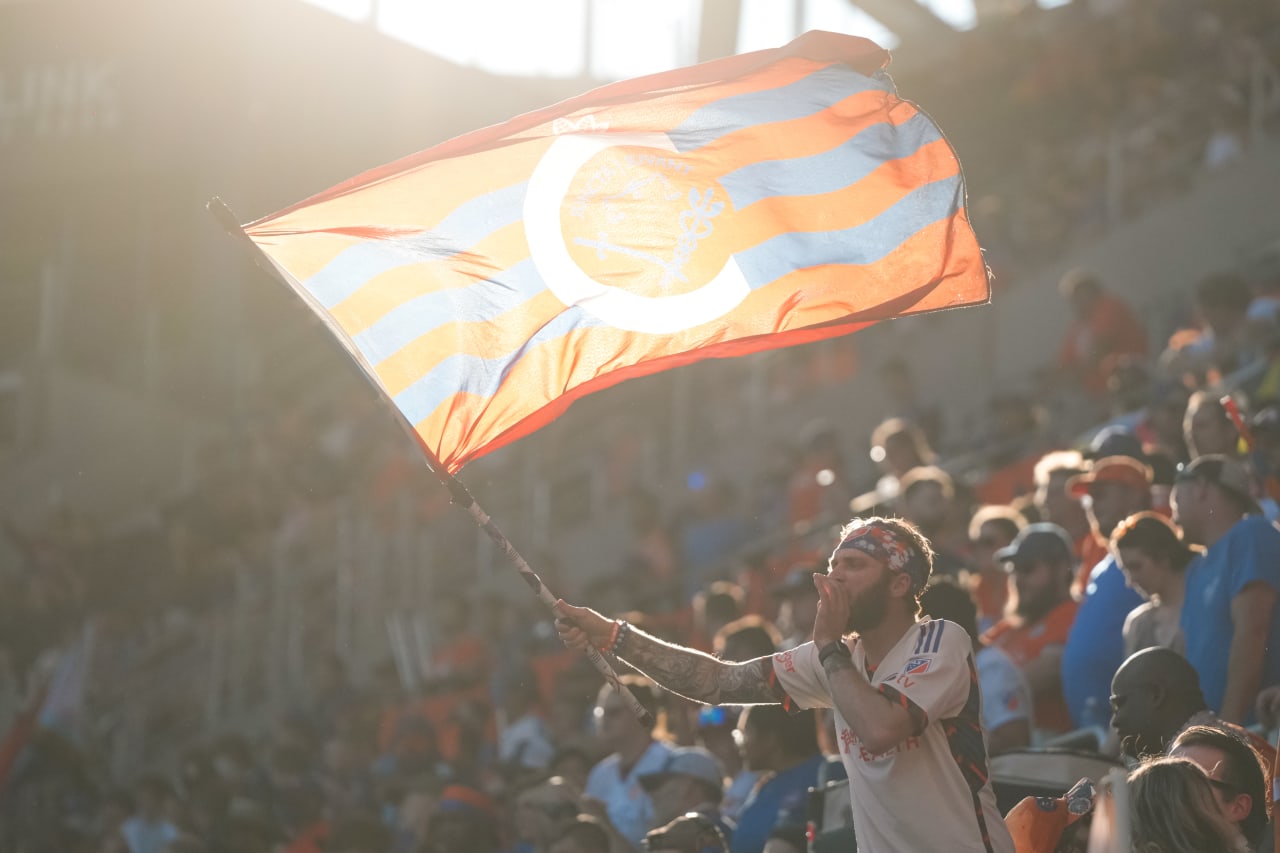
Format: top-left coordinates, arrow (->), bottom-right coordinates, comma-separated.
1067,455 -> 1153,498
638,747 -> 725,793
995,523 -> 1075,569
1175,455 -> 1263,515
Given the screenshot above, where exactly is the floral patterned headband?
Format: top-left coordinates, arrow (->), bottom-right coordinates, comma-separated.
833,522 -> 930,590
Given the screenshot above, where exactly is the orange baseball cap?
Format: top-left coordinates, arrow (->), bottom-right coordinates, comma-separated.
1067,455 -> 1152,498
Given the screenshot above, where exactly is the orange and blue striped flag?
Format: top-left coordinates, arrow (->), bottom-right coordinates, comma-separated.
242,31 -> 988,473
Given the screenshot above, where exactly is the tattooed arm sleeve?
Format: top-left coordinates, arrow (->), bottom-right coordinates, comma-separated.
615,622 -> 784,706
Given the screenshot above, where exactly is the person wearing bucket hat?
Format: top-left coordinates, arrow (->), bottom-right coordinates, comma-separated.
1173,454 -> 1280,724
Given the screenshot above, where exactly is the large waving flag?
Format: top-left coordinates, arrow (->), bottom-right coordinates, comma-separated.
242,30 -> 988,473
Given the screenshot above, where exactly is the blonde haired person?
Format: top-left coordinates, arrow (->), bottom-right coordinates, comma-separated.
1128,756 -> 1251,852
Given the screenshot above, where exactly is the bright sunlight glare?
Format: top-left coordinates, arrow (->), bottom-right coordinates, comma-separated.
301,0 -> 1072,79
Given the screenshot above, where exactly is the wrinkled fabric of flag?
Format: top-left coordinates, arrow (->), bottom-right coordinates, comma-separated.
243,30 -> 989,473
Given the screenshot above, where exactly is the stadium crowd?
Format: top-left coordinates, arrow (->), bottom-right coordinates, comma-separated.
3,0 -> 1280,851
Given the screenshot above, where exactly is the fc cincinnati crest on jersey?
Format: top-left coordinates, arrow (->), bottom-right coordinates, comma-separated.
903,657 -> 932,676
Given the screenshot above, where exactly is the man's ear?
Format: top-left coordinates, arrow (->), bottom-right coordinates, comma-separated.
891,571 -> 914,601
1226,792 -> 1252,825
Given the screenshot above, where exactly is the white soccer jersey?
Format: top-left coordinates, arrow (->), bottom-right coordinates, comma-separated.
767,619 -> 1014,853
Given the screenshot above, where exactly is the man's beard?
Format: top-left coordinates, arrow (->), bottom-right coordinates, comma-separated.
1015,588 -> 1055,624
844,572 -> 893,634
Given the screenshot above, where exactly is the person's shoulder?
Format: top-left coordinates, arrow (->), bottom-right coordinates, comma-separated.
976,642 -> 1015,668
1232,514 -> 1280,541
587,752 -> 621,780
1124,600 -> 1157,626
907,618 -> 970,660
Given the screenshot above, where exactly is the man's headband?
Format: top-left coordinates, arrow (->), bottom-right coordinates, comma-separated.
834,522 -> 929,590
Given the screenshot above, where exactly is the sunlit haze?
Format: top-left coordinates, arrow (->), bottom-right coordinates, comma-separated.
301,0 -> 1078,79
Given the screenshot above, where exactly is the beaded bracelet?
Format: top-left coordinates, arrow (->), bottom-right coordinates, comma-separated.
606,620 -> 631,656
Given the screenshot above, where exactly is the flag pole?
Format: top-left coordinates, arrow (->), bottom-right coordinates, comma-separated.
206,197 -> 654,728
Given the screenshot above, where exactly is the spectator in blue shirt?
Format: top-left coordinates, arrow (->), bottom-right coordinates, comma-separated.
1173,455 -> 1280,724
731,706 -> 823,853
1060,457 -> 1151,728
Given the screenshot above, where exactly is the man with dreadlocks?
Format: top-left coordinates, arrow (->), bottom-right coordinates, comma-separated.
558,517 -> 1014,853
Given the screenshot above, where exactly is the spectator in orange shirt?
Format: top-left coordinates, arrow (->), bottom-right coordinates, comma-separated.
1056,270 -> 1149,397
982,524 -> 1080,735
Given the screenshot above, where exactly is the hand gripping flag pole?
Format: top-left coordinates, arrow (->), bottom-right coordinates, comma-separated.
208,197 -> 655,728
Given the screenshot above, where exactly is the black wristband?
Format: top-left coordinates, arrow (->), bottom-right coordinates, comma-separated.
818,639 -> 852,667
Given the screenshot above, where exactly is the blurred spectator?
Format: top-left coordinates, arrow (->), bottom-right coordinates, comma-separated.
625,489 -> 679,592
1060,456 -> 1150,729
869,418 -> 935,498
1086,424 -> 1146,464
584,677 -> 672,851
1127,758 -> 1250,853
429,593 -> 488,677
730,706 -> 822,853
643,813 -> 727,853
920,578 -> 1031,755
966,505 -> 1027,633
878,358 -> 941,448
500,677 -> 556,773
1252,405 -> 1280,515
1056,270 -> 1148,397
387,776 -> 439,853
422,785 -> 503,853
1164,274 -> 1257,383
691,583 -> 744,653
637,747 -> 734,844
325,813 -> 392,853
122,775 -> 180,853
786,420 -> 852,529
1135,381 -> 1192,463
513,776 -> 582,853
1032,450 -> 1092,556
984,392 -> 1049,472
680,480 -> 748,599
896,467 -> 966,578
983,524 -> 1078,735
770,566 -> 820,650
550,816 -> 613,853
1111,511 -> 1197,656
1110,647 -> 1275,767
1184,391 -> 1245,460
712,616 -> 779,664
692,706 -> 757,824
1173,454 -> 1280,723
1170,725 -> 1270,849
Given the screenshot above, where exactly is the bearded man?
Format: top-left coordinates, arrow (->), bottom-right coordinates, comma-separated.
557,517 -> 1014,853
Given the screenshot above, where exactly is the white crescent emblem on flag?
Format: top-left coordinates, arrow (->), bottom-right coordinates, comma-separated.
524,132 -> 749,334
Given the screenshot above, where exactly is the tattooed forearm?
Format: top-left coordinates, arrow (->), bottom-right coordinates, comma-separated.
616,624 -> 781,706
